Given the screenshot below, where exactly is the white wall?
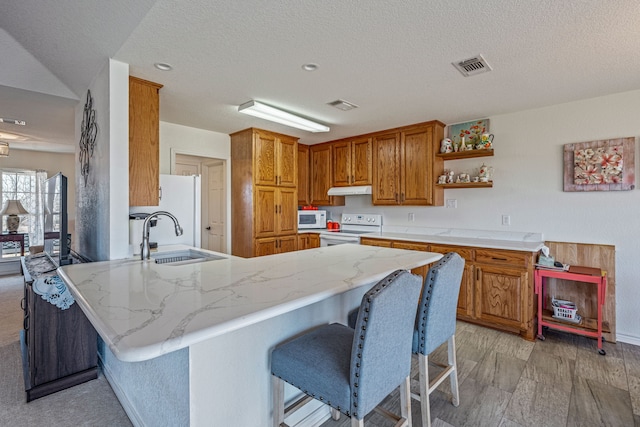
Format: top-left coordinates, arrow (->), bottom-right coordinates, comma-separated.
159,122 -> 231,251
75,58 -> 129,261
325,89 -> 640,344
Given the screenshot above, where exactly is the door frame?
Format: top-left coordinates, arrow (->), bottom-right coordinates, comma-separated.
171,148 -> 230,254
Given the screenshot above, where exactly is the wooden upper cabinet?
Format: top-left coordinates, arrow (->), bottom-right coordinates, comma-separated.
332,141 -> 351,187
372,121 -> 444,206
310,143 -> 344,206
129,76 -> 163,206
351,137 -> 372,185
254,131 -> 277,186
278,136 -> 297,187
372,132 -> 401,205
254,130 -> 297,187
401,126 -> 435,205
332,137 -> 372,187
297,144 -> 310,206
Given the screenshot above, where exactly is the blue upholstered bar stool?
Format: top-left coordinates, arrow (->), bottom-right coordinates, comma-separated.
411,252 -> 465,427
271,270 -> 423,427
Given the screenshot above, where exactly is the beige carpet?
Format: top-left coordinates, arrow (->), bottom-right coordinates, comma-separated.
0,274 -> 132,426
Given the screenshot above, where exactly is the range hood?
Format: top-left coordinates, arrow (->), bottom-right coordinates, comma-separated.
327,185 -> 372,196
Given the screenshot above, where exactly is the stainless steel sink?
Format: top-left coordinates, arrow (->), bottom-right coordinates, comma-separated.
151,249 -> 226,265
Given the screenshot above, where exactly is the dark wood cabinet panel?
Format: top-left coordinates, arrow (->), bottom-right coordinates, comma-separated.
21,257 -> 97,402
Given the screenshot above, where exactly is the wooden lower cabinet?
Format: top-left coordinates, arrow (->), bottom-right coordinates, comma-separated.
255,235 -> 297,256
360,237 -> 429,278
361,238 -> 536,340
429,244 -> 475,319
297,233 -> 320,251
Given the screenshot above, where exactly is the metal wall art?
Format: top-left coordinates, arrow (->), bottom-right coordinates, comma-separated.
563,137 -> 635,191
79,90 -> 98,186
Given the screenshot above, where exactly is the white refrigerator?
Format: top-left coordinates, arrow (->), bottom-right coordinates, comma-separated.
129,174 -> 202,254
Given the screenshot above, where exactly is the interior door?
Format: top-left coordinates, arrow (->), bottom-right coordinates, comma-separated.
207,161 -> 226,253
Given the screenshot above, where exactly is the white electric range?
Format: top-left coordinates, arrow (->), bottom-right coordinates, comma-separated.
319,214 -> 382,247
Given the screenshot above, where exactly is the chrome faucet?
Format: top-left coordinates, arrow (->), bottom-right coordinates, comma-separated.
141,211 -> 184,260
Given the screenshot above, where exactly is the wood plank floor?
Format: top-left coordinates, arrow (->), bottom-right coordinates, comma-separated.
320,321 -> 640,427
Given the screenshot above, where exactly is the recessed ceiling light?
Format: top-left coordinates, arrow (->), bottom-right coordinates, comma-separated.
301,63 -> 318,72
154,62 -> 173,71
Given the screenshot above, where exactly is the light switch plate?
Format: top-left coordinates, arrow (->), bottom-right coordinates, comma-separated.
446,199 -> 457,209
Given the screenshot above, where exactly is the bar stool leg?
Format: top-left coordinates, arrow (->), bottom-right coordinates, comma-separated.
272,376 -> 285,427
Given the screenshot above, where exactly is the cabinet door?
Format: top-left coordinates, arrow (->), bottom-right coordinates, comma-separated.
254,131 -> 278,186
297,234 -> 309,250
297,144 -> 310,205
254,186 -> 277,237
332,141 -> 351,187
277,188 -> 298,235
400,127 -> 434,205
429,244 -> 475,319
277,136 -> 297,187
278,235 -> 298,254
475,264 -> 528,330
129,77 -> 162,206
311,144 -> 344,206
372,132 -> 401,205
351,137 -> 372,186
308,233 -> 320,248
255,237 -> 277,257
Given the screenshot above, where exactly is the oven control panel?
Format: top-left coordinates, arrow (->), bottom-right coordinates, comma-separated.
340,214 -> 382,225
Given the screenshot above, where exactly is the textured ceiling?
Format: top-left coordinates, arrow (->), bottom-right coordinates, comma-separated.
2,0 -> 640,152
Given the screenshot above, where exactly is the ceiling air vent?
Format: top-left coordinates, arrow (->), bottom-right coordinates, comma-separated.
453,54 -> 492,77
327,99 -> 359,111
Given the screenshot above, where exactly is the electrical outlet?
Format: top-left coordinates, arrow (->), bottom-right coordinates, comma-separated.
408,213 -> 415,222
446,199 -> 457,209
502,215 -> 511,226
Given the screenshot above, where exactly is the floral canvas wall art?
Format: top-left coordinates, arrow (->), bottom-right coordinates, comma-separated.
564,137 -> 635,191
574,145 -> 622,184
448,119 -> 489,147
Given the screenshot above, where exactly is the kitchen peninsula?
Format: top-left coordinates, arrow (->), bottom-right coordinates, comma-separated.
57,244 -> 441,427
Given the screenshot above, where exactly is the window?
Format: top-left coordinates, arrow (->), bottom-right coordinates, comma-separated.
1,169 -> 37,257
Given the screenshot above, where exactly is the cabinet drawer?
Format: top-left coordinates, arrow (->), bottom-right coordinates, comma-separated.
475,248 -> 531,268
392,241 -> 428,251
429,244 -> 474,261
360,237 -> 393,248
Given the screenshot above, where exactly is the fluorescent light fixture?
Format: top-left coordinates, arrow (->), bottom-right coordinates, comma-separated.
0,117 -> 26,126
238,100 -> 329,133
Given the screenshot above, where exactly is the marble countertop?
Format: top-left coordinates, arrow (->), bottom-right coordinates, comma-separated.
57,244 -> 441,362
363,225 -> 545,252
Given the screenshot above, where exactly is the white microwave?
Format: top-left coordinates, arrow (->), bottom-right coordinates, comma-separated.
297,210 -> 327,229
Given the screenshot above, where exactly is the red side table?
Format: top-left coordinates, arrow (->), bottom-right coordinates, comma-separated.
534,268 -> 608,355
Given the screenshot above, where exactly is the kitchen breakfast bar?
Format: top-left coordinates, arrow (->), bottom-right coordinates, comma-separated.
57,244 -> 442,426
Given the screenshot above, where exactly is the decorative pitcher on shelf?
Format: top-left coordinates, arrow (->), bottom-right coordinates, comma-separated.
440,138 -> 453,153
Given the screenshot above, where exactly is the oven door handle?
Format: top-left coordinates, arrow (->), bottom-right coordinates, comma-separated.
320,234 -> 360,243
